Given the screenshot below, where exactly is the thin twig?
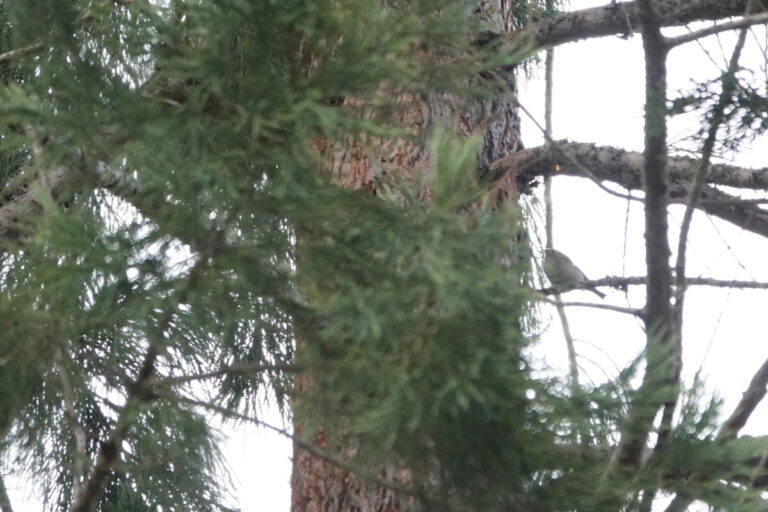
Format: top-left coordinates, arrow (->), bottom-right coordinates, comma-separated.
0,43 -> 43,64
55,348 -> 88,503
582,276 -> 768,290
674,27 -> 750,307
70,260 -> 208,512
540,3 -> 582,397
149,362 -> 303,387
539,297 -> 643,316
541,276 -> 768,297
70,339 -> 164,512
698,197 -> 768,205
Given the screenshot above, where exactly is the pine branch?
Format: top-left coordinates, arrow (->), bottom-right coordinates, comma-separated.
664,357 -> 768,512
70,258 -> 210,512
70,339 -> 163,512
3,140 -> 768,281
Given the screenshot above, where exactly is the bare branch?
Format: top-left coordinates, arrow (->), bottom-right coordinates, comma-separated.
504,0 -> 766,51
539,296 -> 643,316
668,12 -> 768,48
0,43 -> 43,64
542,276 -> 768,292
492,142 -> 768,239
719,357 -> 768,441
591,275 -> 768,289
498,141 -> 768,192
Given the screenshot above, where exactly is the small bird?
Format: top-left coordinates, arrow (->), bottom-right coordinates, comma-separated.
543,248 -> 605,299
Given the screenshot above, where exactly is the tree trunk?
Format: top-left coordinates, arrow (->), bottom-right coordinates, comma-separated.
290,3 -> 524,510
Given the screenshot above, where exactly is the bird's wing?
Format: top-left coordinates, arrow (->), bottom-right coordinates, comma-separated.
573,265 -> 590,283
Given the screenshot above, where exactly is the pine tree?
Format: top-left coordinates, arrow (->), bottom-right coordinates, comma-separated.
1,1 -> 768,511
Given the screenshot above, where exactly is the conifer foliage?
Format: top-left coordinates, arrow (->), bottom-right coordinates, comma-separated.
1,1 -> 768,511
0,1 -> 537,510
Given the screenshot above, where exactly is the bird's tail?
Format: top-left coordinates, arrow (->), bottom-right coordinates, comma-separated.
588,287 -> 606,299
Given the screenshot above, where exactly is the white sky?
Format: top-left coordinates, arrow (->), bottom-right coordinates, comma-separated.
8,1 -> 768,510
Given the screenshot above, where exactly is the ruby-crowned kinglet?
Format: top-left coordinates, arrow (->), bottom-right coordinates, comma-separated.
543,248 -> 605,299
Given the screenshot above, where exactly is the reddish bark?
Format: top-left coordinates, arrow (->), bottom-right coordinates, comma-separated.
289,4 -> 523,511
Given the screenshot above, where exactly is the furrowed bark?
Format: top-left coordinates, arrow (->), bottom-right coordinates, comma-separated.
290,3 -> 525,509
